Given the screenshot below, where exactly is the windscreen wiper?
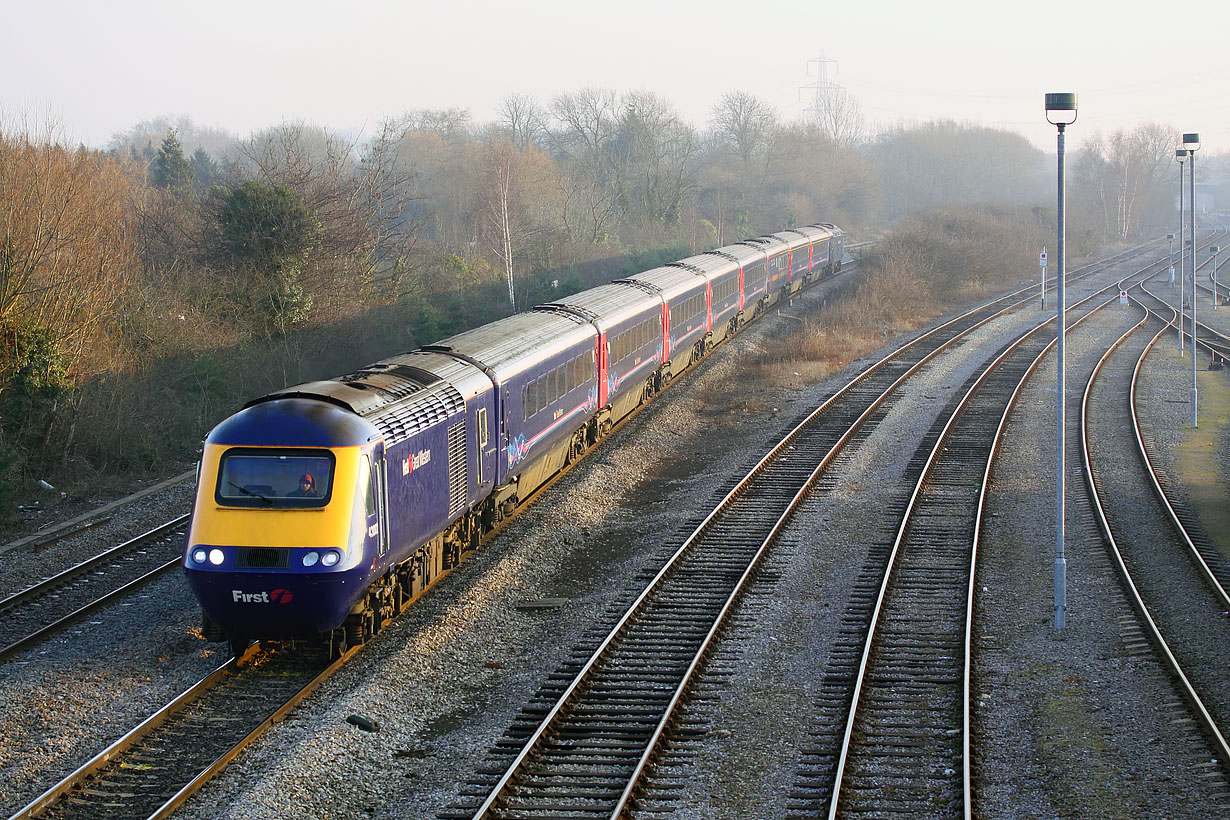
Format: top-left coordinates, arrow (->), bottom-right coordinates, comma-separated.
227,481 -> 273,504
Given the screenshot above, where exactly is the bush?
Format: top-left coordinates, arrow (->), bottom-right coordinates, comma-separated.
755,205 -> 1074,370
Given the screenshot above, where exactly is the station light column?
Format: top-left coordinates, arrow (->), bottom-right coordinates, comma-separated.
1176,149 -> 1188,355
1045,93 -> 1077,631
1184,133 -> 1200,427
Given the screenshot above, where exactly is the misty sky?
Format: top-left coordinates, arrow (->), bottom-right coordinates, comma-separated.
3,0 -> 1227,152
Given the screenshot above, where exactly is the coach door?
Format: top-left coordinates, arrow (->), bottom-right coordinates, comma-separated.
368,445 -> 390,556
596,333 -> 609,408
476,406 -> 489,486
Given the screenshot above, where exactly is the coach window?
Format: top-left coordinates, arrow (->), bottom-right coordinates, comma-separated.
478,408 -> 489,448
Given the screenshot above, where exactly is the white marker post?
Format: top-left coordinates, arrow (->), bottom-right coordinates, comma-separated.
1040,248 -> 1048,310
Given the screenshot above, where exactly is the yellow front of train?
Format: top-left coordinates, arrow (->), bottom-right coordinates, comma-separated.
183,397 -> 383,643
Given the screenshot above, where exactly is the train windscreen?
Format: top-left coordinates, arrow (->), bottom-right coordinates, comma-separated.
214,448 -> 335,508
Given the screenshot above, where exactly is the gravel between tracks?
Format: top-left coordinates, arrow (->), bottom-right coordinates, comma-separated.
2,258 -> 1227,820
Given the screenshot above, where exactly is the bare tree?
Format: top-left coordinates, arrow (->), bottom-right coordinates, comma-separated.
549,88 -> 619,154
708,91 -> 777,166
613,91 -> 698,230
485,143 -> 518,308
480,142 -> 559,307
496,94 -> 547,151
387,108 -> 474,143
232,122 -> 424,316
810,85 -> 865,149
548,89 -> 621,244
1075,123 -> 1176,239
0,130 -> 134,379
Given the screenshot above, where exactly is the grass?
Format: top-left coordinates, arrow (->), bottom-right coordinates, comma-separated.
1175,365 -> 1230,563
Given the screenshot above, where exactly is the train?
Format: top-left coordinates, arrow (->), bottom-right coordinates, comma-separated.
183,223 -> 846,657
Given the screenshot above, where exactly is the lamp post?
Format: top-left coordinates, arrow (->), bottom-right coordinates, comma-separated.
1046,92 -> 1077,630
1176,149 -> 1188,355
1184,132 -> 1200,428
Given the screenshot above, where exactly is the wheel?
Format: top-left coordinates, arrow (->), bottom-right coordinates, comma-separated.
329,627 -> 349,659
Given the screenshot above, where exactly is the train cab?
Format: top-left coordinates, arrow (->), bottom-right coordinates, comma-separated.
184,398 -> 385,647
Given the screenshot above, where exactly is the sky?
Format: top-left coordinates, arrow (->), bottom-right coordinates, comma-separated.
3,0 -> 1228,154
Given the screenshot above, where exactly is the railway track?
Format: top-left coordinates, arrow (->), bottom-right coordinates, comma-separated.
0,515 -> 189,662
1,243 -> 1164,820
1079,289 -> 1230,765
438,252 -> 1148,819
10,643 -> 343,820
1148,226 -> 1230,363
1132,277 -> 1230,600
789,264 -> 1153,819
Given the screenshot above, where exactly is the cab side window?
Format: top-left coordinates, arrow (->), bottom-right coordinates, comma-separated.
362,455 -> 376,518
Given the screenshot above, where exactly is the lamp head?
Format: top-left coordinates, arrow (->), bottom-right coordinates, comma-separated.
1183,132 -> 1200,152
1176,148 -> 1188,163
1044,93 -> 1079,126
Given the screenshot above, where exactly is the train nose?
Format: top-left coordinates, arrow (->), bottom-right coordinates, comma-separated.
185,565 -> 364,638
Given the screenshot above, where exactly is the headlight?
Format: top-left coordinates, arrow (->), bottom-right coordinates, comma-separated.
302,551 -> 319,567
191,548 -> 208,564
321,550 -> 341,567
208,548 -> 225,566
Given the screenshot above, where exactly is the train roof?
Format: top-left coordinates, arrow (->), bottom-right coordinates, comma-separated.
619,265 -> 707,302
770,225 -> 831,247
710,241 -> 766,265
668,252 -> 741,279
243,351 -> 486,448
424,309 -> 596,382
537,282 -> 662,330
737,234 -> 791,255
209,397 -> 380,448
809,222 -> 842,237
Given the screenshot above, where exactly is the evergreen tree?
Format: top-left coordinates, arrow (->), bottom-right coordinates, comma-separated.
190,147 -> 219,190
208,181 -> 322,333
149,130 -> 194,193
